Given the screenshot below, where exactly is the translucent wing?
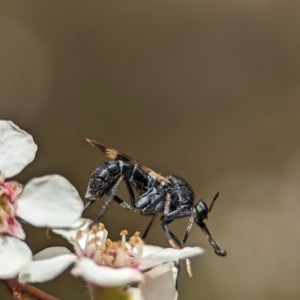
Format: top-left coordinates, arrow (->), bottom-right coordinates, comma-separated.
86,139 -> 171,185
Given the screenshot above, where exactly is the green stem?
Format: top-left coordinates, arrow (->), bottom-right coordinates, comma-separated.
88,285 -> 131,300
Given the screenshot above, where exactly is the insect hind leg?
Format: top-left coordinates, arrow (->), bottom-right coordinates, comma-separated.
111,177 -> 136,210
124,177 -> 136,209
89,176 -> 124,228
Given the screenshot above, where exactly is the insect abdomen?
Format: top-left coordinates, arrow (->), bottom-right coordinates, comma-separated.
118,160 -> 155,194
85,160 -> 154,200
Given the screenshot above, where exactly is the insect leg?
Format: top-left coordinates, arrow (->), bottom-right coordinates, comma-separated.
108,194 -> 133,210
141,215 -> 156,239
161,204 -> 192,244
161,203 -> 194,291
161,206 -> 186,249
161,222 -> 187,291
84,187 -> 133,211
162,214 -> 194,248
182,215 -> 194,245
162,224 -> 182,247
83,200 -> 94,211
162,219 -> 194,288
103,177 -> 135,211
89,176 -> 124,228
124,178 -> 136,208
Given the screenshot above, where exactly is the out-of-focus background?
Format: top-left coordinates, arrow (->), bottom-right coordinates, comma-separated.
1,1 -> 300,299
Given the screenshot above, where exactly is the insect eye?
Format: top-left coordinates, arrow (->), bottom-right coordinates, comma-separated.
195,201 -> 208,221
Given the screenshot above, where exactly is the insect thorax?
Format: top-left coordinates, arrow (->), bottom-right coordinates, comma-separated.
166,175 -> 195,207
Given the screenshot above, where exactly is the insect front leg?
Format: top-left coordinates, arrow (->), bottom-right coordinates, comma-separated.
161,202 -> 193,249
160,202 -> 194,291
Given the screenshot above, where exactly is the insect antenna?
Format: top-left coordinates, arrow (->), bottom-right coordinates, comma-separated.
208,191 -> 219,213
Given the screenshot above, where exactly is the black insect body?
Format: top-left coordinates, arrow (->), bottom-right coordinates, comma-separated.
85,139 -> 227,257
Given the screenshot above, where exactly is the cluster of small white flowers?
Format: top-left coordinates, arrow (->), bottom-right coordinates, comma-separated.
0,120 -> 83,279
0,120 -> 204,300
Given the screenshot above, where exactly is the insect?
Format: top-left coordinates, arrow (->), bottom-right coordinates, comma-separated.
84,139 -> 227,257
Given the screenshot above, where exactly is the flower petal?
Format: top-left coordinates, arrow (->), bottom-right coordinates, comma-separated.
53,218 -> 93,246
18,248 -> 76,283
17,175 -> 83,228
139,262 -> 177,300
5,217 -> 26,239
0,120 -> 37,178
33,246 -> 73,260
140,247 -> 204,270
141,245 -> 164,256
72,257 -> 143,287
0,236 -> 32,279
53,218 -> 108,252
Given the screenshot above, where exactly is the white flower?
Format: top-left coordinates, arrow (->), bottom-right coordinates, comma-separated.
0,236 -> 32,279
18,219 -> 204,299
0,120 -> 84,279
0,120 -> 37,179
129,261 -> 179,300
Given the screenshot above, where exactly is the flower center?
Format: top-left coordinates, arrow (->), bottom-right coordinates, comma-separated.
0,181 -> 22,231
75,224 -> 144,269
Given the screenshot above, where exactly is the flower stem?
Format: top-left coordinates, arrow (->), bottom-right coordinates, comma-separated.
3,279 -> 60,300
94,289 -> 130,300
88,284 -> 131,300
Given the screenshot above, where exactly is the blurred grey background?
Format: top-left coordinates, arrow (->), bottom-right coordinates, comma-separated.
1,1 -> 300,299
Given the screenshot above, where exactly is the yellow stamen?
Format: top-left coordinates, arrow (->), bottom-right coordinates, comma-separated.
120,230 -> 128,249
99,223 -> 105,231
120,230 -> 128,236
128,236 -> 136,247
186,258 -> 193,277
92,225 -> 98,234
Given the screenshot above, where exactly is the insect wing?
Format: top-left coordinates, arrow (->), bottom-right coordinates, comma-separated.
86,139 -> 171,185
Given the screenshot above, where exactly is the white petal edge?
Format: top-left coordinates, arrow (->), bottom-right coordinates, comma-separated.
0,236 -> 32,279
17,175 -> 83,228
139,262 -> 177,300
72,257 -> 143,287
140,247 -> 204,270
33,246 -> 73,260
0,120 -> 37,178
53,218 -> 93,241
141,245 -> 164,256
18,250 -> 76,283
